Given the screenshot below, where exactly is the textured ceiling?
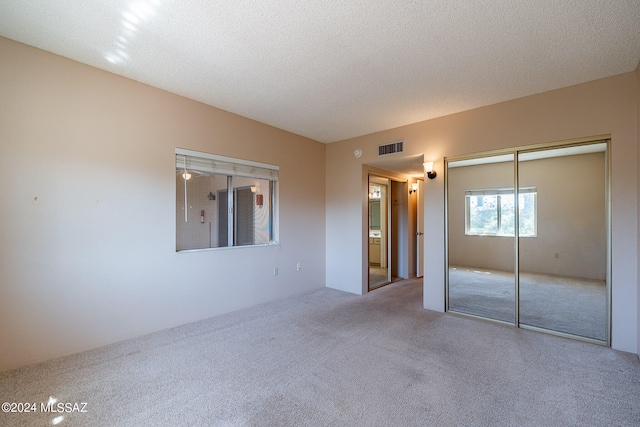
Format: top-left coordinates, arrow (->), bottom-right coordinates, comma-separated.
1,1 -> 639,143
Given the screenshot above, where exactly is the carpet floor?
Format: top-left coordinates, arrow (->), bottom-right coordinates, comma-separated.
449,266 -> 607,341
369,266 -> 402,290
369,266 -> 389,289
1,278 -> 638,426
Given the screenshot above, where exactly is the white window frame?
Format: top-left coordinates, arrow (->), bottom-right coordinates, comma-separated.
465,187 -> 537,237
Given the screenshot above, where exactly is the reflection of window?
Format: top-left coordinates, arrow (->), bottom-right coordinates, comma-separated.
175,148 -> 278,251
465,187 -> 536,237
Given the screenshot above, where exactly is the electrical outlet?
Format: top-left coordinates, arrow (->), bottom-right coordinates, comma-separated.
273,267 -> 278,276
296,263 -> 302,271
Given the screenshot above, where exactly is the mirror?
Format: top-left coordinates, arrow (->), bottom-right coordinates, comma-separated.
447,153 -> 515,323
369,178 -> 390,289
518,144 -> 607,341
446,141 -> 609,343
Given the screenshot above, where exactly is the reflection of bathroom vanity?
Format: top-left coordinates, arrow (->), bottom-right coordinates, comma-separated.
369,199 -> 382,265
368,181 -> 387,269
369,231 -> 381,264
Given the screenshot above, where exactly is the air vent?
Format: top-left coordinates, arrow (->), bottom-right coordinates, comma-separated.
378,141 -> 404,156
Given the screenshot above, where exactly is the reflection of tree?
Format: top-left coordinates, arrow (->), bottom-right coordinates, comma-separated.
519,193 -> 536,235
469,195 -> 498,234
501,195 -> 515,234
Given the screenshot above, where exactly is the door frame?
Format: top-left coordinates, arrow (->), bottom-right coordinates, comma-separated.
416,179 -> 425,277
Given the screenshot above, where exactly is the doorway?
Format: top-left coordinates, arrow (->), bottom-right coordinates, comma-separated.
364,155 -> 425,293
218,187 -> 255,247
367,173 -> 417,291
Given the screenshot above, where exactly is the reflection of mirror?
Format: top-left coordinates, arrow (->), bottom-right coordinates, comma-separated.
369,201 -> 381,230
446,141 -> 609,344
369,178 -> 389,289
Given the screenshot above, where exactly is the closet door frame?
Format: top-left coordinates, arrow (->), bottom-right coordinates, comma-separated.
445,135 -> 611,346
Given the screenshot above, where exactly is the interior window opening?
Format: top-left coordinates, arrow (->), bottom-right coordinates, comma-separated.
175,148 -> 278,252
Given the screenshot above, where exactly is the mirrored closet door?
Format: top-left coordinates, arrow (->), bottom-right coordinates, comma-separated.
446,139 -> 609,344
447,153 -> 516,324
518,143 -> 608,341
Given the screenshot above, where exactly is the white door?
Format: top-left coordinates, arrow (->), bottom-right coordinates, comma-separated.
416,179 -> 424,277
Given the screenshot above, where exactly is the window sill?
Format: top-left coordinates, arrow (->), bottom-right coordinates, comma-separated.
176,241 -> 280,253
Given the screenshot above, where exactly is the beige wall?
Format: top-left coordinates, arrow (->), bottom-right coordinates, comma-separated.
0,37 -> 326,371
326,72 -> 638,353
636,62 -> 640,355
447,161 -> 516,273
448,152 -> 606,280
390,180 -> 407,279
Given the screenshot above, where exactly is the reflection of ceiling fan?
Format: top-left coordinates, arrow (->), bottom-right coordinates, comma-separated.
176,170 -> 208,180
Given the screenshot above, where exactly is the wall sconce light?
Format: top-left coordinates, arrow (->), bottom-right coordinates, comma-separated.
182,172 -> 192,180
250,186 -> 257,193
207,191 -> 215,201
409,182 -> 418,194
423,162 -> 437,179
